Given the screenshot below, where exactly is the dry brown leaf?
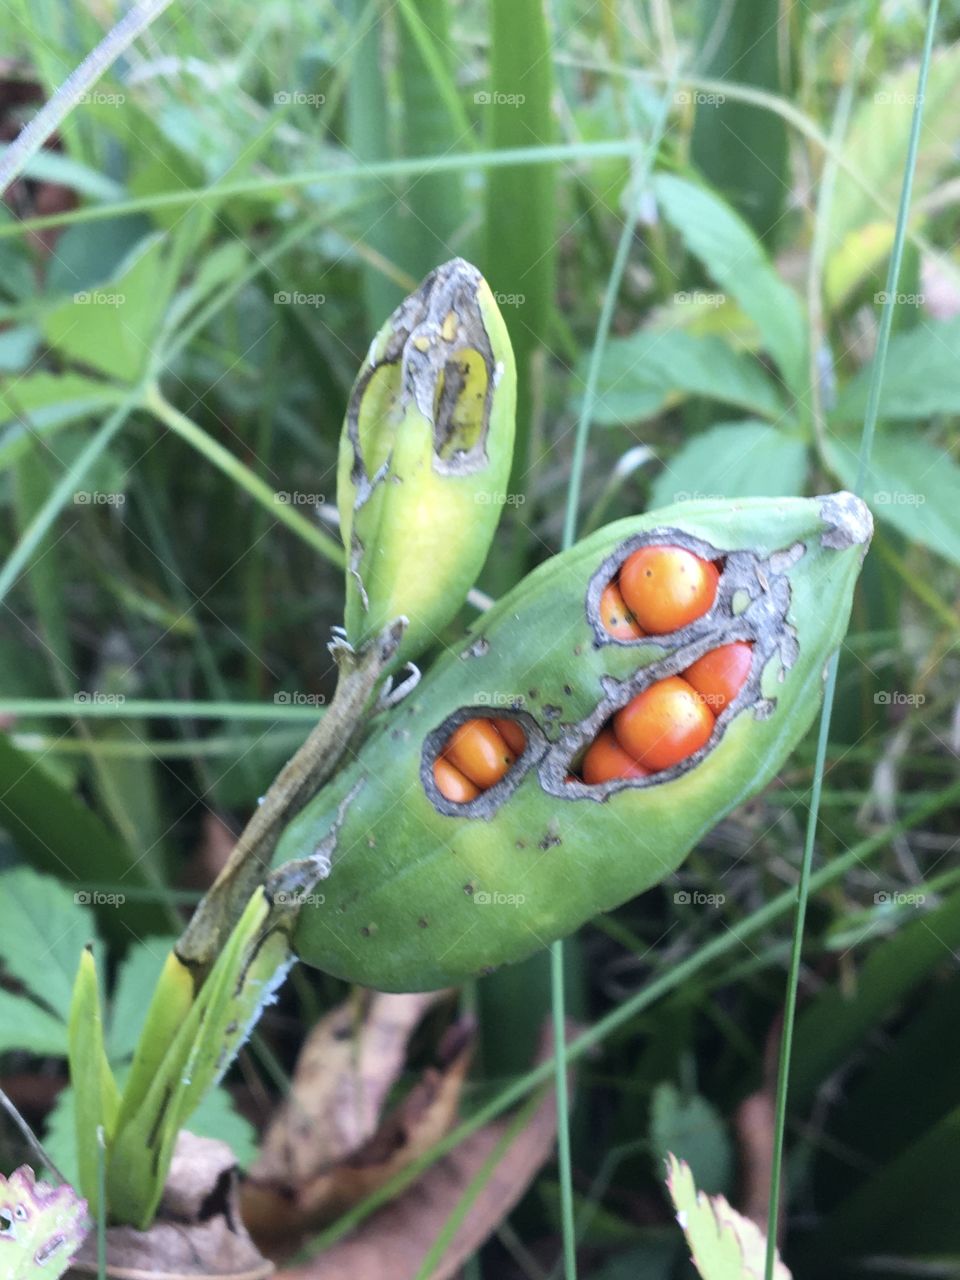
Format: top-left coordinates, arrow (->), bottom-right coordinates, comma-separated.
274,1025 -> 566,1280
68,1132 -> 272,1280
242,993 -> 470,1247
253,990 -> 453,1185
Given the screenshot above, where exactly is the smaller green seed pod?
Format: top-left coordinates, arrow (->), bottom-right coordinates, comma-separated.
338,258 -> 517,668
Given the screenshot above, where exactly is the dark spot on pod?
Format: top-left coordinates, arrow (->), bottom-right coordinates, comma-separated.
515,839 -> 526,849
463,882 -> 476,896
543,704 -> 562,721
563,684 -> 573,696
418,917 -> 429,928
391,727 -> 410,741
225,1021 -> 238,1036
538,830 -> 562,850
361,923 -> 377,937
528,688 -> 539,700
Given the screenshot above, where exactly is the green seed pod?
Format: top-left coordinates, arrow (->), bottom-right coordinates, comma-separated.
339,258 -> 517,667
276,493 -> 872,992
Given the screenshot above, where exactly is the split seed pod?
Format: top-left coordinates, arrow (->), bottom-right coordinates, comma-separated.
277,493 -> 872,991
338,258 -> 517,667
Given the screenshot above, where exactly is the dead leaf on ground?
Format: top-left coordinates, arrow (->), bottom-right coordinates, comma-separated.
274,1023 -> 570,1280
68,1132 -> 272,1280
242,990 -> 469,1247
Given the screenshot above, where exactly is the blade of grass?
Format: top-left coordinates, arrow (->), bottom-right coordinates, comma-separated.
142,385 -> 344,569
484,0 -> 555,490
0,395 -> 137,608
763,4 -> 942,1276
0,0 -> 174,193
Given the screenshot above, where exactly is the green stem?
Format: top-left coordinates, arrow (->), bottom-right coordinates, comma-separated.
764,4 -> 942,1276
143,385 -> 344,569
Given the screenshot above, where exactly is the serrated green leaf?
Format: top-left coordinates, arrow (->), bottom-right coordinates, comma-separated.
651,1084 -> 731,1197
650,422 -> 808,509
188,1086 -> 259,1170
0,989 -> 68,1057
665,1153 -> 790,1280
824,429 -> 960,567
584,330 -> 786,427
0,867 -> 92,1021
41,233 -> 170,383
833,316 -> 960,422
652,173 -> 806,396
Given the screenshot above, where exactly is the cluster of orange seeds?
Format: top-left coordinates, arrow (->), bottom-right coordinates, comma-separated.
433,717 -> 527,803
434,544 -> 755,802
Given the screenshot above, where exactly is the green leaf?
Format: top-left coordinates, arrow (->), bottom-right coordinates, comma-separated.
584,331 -> 786,427
41,233 -> 170,383
690,0 -> 791,241
0,326 -> 40,373
652,173 -> 807,396
833,315 -> 960,422
0,867 -> 92,1021
824,429 -> 960,567
188,1087 -> 259,1170
0,989 -> 68,1057
106,936 -> 178,1064
0,1166 -> 88,1280
651,1084 -> 731,1197
650,422 -> 808,510
163,241 -> 249,336
665,1153 -> 791,1280
0,373 -> 124,471
20,149 -> 123,202
0,737 -> 171,942
67,947 -> 120,1213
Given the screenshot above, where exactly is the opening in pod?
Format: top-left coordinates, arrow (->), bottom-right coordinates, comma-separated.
565,645 -> 751,785
422,709 -> 547,818
555,633 -> 762,797
588,530 -> 731,647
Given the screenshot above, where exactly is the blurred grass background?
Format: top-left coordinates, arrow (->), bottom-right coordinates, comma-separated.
2,1 -> 960,1276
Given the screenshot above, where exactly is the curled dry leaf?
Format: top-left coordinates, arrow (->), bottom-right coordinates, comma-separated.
67,1133 -> 272,1280
242,990 -> 469,1247
0,1165 -> 88,1280
275,1023 -> 569,1280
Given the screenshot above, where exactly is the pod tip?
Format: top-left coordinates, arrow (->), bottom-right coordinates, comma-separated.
819,491 -> 873,551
